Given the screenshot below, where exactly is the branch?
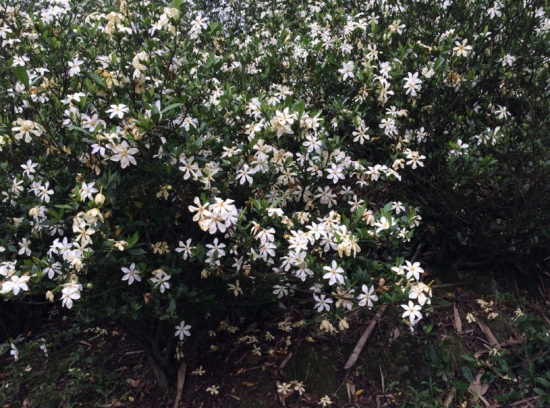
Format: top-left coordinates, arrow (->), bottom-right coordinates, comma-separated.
343,304 -> 387,370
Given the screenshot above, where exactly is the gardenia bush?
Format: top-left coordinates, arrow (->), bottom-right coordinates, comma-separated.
1,0 -> 548,384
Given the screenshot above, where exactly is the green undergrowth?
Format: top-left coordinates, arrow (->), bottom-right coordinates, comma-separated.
2,285 -> 550,407
0,322 -> 134,408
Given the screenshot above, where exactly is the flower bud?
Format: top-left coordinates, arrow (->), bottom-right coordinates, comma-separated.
320,319 -> 333,332
46,291 -> 54,302
338,318 -> 349,331
94,193 -> 105,205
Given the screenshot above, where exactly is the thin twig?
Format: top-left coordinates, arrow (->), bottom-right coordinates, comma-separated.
279,352 -> 293,369
509,396 -> 541,406
344,304 -> 388,369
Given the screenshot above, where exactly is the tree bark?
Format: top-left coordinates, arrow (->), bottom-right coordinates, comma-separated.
148,355 -> 170,388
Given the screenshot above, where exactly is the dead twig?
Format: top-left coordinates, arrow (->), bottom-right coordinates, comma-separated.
509,396 -> 541,406
432,282 -> 470,288
379,364 -> 385,393
344,304 -> 387,369
235,362 -> 275,375
279,352 -> 293,369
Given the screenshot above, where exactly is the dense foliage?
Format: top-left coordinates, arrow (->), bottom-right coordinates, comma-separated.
1,0 -> 549,384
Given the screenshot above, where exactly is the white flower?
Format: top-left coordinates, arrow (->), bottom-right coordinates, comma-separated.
326,164 -> 345,183
294,381 -> 306,395
109,141 -> 139,168
151,270 -> 171,293
73,222 -> 95,247
357,285 -> 378,309
500,54 -> 516,67
12,55 -> 29,67
374,216 -> 391,233
338,61 -> 354,80
1,275 -> 30,295
405,149 -> 426,169
206,385 -> 219,395
319,395 -> 333,406
21,160 -> 38,178
494,105 -> 510,120
277,382 -> 292,395
402,301 -> 422,323
105,104 -> 129,119
68,58 -> 84,77
175,238 -> 195,260
403,72 -> 422,96
10,343 -> 19,361
37,181 -> 54,203
60,288 -> 81,309
18,238 -> 32,256
236,164 -> 256,185
273,284 -> 289,298
405,261 -> 424,281
39,339 -> 48,357
227,280 -> 243,296
79,182 -> 98,202
487,2 -> 502,19
121,263 -> 141,285
313,294 -> 333,312
175,320 -> 191,340
12,119 -> 44,143
452,39 -> 472,57
408,283 -> 431,306
322,260 -> 345,285
43,261 -> 62,279
391,201 -> 405,214
192,366 -> 205,375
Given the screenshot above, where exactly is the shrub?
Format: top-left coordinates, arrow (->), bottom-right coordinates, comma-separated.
1,0 -> 548,384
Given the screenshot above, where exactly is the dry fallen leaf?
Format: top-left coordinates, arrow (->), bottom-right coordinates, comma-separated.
468,373 -> 490,406
443,386 -> 455,407
173,361 -> 187,408
453,303 -> 462,333
126,378 -> 140,387
241,382 -> 255,387
477,321 -> 500,348
346,381 -> 355,403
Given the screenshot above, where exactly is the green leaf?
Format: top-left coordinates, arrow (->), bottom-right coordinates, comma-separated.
434,57 -> 445,71
13,66 -> 30,88
435,299 -> 451,307
536,377 -> 550,388
534,388 -> 550,397
168,299 -> 176,315
454,381 -> 469,390
89,73 -> 107,90
127,232 -> 139,247
128,248 -> 146,256
461,365 -> 474,382
69,124 -> 91,135
151,102 -> 160,124
462,354 -> 478,365
294,100 -> 306,118
161,103 -> 184,114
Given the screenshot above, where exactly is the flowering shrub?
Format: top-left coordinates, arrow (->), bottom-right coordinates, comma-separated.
1,0 -> 549,384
